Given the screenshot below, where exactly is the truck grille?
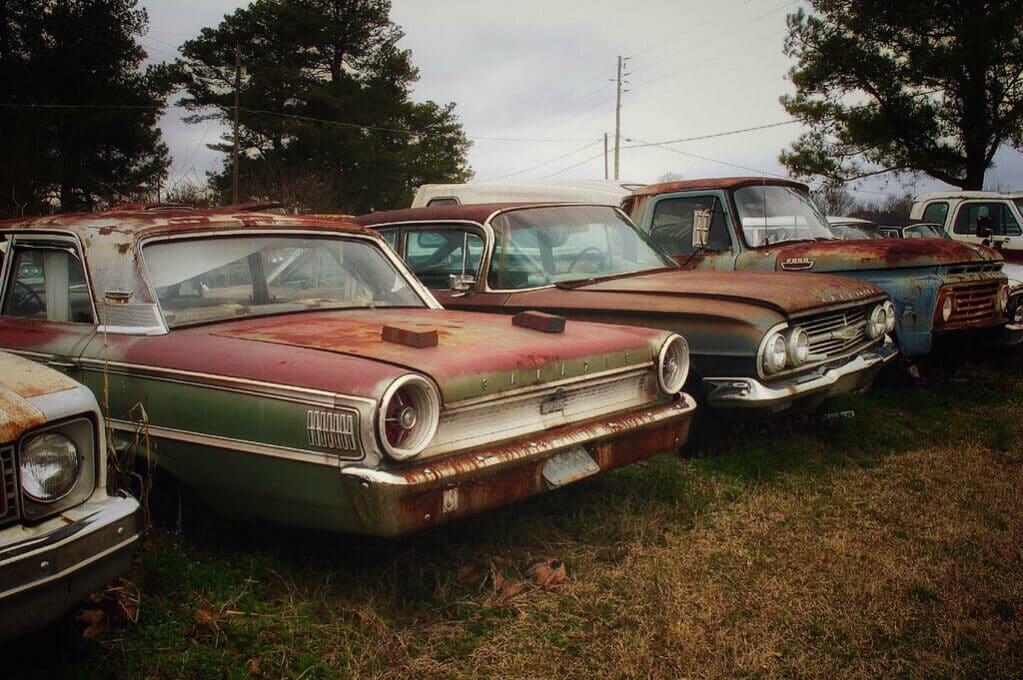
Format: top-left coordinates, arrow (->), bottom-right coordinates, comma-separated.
799,306 -> 870,360
0,446 -> 20,527
945,280 -> 1000,326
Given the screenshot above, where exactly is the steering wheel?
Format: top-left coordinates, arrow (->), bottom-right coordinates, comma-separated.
566,246 -> 606,272
9,281 -> 45,316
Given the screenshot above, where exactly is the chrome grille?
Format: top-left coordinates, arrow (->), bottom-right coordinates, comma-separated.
0,446 -> 20,527
799,307 -> 870,359
947,280 -> 999,325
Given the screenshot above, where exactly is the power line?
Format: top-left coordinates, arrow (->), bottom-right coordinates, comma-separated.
625,137 -> 790,178
625,119 -> 798,147
483,139 -> 604,182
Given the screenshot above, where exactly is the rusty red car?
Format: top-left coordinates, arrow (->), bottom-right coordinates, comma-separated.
354,202 -> 898,413
0,205 -> 695,537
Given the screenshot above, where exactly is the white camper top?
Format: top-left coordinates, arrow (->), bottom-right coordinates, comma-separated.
411,180 -> 638,208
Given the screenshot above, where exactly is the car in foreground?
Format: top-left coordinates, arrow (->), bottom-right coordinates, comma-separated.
0,351 -> 140,640
354,203 -> 898,413
624,177 -> 1014,357
0,206 -> 695,537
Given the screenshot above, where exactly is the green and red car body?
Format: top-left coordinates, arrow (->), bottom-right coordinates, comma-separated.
0,207 -> 694,537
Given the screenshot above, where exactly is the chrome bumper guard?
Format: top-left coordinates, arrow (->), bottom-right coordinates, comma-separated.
703,339 -> 899,410
340,396 -> 696,537
0,494 -> 142,640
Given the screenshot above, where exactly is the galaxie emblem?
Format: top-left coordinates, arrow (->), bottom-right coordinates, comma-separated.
540,389 -> 568,415
781,257 -> 815,271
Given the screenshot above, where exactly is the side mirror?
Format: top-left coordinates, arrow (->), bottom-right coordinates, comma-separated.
976,215 -> 993,238
692,208 -> 711,249
449,273 -> 476,292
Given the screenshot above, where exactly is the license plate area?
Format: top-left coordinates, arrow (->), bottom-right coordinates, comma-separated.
542,446 -> 600,489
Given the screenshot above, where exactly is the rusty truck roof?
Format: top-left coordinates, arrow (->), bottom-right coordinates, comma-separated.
629,176 -> 809,197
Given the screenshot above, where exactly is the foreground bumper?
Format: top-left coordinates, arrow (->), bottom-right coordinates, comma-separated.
0,494 -> 141,640
340,396 -> 696,537
703,339 -> 899,411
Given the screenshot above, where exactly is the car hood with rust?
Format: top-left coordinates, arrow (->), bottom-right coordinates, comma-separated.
744,238 -> 1002,273
201,309 -> 667,404
555,269 -> 885,316
0,351 -> 82,442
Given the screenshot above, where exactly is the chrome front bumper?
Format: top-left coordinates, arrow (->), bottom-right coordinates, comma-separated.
703,339 -> 899,411
0,494 -> 141,640
340,396 -> 696,537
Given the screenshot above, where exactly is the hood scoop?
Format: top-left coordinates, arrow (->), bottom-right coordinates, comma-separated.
382,324 -> 439,348
512,310 -> 566,333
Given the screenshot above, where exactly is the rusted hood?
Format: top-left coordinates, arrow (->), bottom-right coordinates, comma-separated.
764,238 -> 1002,272
570,270 -> 884,315
214,309 -> 664,404
0,352 -> 81,442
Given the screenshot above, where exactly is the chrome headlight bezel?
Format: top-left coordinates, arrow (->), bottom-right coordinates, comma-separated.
882,300 -> 896,333
760,330 -> 788,375
376,375 -> 441,461
866,304 -> 887,339
18,417 -> 96,521
785,327 -> 810,367
940,295 -> 953,323
656,334 -> 690,396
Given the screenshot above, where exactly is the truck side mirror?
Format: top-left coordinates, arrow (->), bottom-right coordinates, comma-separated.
976,215 -> 993,238
449,273 -> 476,292
692,209 -> 711,249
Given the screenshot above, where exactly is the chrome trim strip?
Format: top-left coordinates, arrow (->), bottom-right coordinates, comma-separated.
95,324 -> 166,336
106,419 -> 357,466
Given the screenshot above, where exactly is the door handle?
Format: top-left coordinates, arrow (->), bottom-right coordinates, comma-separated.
45,358 -> 76,370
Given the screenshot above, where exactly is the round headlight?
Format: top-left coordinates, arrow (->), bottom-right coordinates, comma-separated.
656,334 -> 690,395
20,432 -> 81,502
785,327 -> 810,367
995,286 -> 1009,314
377,375 -> 440,461
866,304 -> 887,339
882,300 -> 896,333
941,296 -> 953,322
762,332 -> 788,374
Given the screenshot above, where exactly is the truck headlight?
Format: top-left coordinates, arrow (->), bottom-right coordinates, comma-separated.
657,334 -> 690,395
882,301 -> 896,333
377,375 -> 440,461
940,296 -> 953,322
785,327 -> 810,367
761,331 -> 788,375
995,285 -> 1009,315
20,432 -> 81,502
866,304 -> 887,339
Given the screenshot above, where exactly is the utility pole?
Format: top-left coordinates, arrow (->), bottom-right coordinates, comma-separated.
613,55 -> 628,181
232,45 -> 241,204
604,133 -> 609,180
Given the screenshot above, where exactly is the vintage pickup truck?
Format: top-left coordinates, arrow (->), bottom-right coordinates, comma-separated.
624,177 -> 1014,357
355,202 -> 898,413
0,205 -> 695,537
910,190 -> 1023,266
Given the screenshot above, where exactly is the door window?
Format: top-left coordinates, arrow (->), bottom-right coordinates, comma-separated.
921,202 -> 949,225
404,228 -> 483,290
2,245 -> 94,323
953,202 -> 1022,236
650,195 -> 730,255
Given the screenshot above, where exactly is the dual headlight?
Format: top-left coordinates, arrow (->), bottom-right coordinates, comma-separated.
868,301 -> 896,339
17,418 -> 95,521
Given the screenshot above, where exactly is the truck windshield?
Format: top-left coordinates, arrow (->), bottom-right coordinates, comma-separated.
734,185 -> 836,247
488,205 -> 675,290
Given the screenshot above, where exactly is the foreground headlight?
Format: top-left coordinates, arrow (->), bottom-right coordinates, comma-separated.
657,334 -> 690,395
20,432 -> 81,502
377,375 -> 440,461
882,301 -> 896,333
761,331 -> 788,374
866,304 -> 887,339
785,327 -> 810,367
995,286 -> 1009,315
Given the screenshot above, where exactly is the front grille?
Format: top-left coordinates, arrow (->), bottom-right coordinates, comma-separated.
799,306 -> 870,360
0,446 -> 20,527
947,263 -> 1002,275
945,280 -> 1000,326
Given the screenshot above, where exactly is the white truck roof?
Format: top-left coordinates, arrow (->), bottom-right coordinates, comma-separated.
411,180 -> 636,208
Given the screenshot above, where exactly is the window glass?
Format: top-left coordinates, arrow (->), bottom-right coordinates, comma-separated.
143,236 -> 424,327
488,205 -> 674,290
403,228 -> 483,290
378,228 -> 398,250
426,197 -> 459,207
904,224 -> 944,239
953,202 -> 1022,236
733,185 -> 835,246
2,246 -> 94,323
649,195 -> 731,256
921,202 -> 949,225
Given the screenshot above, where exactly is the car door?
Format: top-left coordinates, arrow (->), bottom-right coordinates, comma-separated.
0,234 -> 98,385
948,201 -> 1023,255
643,192 -> 738,270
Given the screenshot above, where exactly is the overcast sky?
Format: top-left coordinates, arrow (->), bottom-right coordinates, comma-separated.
140,0 -> 1023,203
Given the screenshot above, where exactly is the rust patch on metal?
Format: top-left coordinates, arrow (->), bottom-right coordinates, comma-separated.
0,387 -> 46,443
0,352 -> 80,399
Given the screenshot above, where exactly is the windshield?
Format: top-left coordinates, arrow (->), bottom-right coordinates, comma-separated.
733,185 -> 836,247
830,224 -> 881,240
144,235 -> 424,327
904,224 -> 945,239
1015,198 -> 1023,215
488,205 -> 675,289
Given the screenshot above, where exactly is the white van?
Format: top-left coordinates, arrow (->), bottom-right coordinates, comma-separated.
411,180 -> 637,208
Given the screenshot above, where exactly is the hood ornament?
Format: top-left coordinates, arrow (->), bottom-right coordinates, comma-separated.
781,257 -> 815,271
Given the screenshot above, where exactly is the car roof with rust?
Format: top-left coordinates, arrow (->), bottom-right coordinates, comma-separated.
629,176 -> 809,197
352,202 -> 615,227
0,203 -> 374,244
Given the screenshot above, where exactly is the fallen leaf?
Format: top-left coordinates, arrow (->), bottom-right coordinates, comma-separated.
76,608 -> 108,640
529,560 -> 567,587
457,563 -> 479,584
194,608 -> 216,623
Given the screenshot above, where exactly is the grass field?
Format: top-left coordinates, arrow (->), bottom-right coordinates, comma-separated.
8,353 -> 1023,679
